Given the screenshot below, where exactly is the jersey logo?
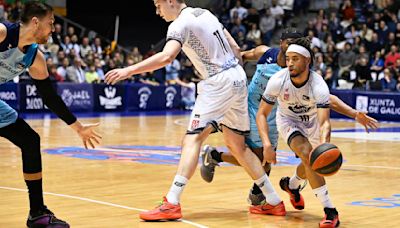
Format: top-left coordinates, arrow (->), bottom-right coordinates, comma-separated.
302,95 -> 310,101
284,89 -> 289,101
288,105 -> 311,114
267,57 -> 273,63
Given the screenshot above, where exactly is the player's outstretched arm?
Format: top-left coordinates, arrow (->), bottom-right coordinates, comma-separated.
105,40 -> 182,85
241,45 -> 269,62
256,100 -> 276,165
329,95 -> 378,133
29,51 -> 102,149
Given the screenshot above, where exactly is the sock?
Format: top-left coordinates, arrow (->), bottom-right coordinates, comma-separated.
255,174 -> 281,206
211,149 -> 223,163
289,172 -> 306,190
25,179 -> 44,214
251,183 -> 262,194
313,185 -> 334,208
166,175 -> 188,205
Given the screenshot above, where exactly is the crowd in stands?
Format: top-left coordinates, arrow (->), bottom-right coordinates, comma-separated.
217,0 -> 400,92
1,0 -> 399,110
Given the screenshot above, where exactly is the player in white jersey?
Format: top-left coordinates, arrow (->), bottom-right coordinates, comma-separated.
105,0 -> 286,221
257,37 -> 340,228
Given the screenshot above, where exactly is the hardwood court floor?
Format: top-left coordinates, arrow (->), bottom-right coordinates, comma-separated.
0,114 -> 399,227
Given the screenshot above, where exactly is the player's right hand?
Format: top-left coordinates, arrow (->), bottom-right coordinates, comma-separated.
355,111 -> 378,133
262,144 -> 276,165
104,68 -> 131,85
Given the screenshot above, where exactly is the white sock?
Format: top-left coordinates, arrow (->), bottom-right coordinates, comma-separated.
166,175 -> 188,205
313,185 -> 334,208
255,174 -> 281,206
289,172 -> 306,190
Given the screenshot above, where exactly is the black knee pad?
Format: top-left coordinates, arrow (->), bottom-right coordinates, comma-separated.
0,118 -> 42,173
20,124 -> 42,174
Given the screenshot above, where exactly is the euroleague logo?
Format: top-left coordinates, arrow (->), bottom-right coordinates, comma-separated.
43,145 -> 301,166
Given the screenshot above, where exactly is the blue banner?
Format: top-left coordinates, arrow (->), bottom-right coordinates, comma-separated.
330,90 -> 354,119
126,84 -> 181,111
93,84 -> 125,111
354,91 -> 400,121
0,82 -> 18,109
57,83 -> 93,111
18,83 -> 49,112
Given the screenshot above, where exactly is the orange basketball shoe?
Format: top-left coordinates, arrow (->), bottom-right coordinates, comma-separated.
320,208 -> 340,227
139,197 -> 182,221
249,201 -> 286,216
279,176 -> 305,210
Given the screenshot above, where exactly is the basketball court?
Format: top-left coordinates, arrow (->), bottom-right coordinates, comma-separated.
0,112 -> 399,227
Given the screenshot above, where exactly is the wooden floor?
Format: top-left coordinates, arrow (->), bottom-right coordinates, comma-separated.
1,114 -> 399,227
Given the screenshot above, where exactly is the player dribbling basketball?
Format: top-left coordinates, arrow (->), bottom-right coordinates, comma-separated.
257,37 -> 340,228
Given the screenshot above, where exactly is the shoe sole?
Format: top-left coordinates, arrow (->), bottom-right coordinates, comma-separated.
249,208 -> 287,216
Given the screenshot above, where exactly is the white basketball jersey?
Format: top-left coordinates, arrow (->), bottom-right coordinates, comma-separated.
262,68 -> 330,123
166,7 -> 238,80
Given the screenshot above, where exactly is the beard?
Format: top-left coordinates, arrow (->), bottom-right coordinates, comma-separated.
290,72 -> 301,78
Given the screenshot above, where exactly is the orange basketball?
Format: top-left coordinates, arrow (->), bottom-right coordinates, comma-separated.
309,143 -> 343,176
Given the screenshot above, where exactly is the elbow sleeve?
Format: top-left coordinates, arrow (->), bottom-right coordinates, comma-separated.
32,77 -> 77,125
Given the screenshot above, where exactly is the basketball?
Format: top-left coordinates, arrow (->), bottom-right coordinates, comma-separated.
309,143 -> 343,176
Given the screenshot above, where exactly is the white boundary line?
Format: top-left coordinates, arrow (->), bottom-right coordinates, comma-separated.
343,164 -> 400,170
0,186 -> 208,228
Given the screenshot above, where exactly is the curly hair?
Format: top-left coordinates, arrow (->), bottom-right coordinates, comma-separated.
287,37 -> 314,67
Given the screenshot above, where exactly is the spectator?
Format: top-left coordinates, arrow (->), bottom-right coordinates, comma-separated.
385,44 -> 400,68
246,23 -> 261,48
279,0 -> 294,26
180,76 -> 196,110
359,23 -> 373,42
92,37 -> 103,58
354,57 -> 372,90
259,9 -> 275,45
60,35 -> 73,55
52,23 -> 63,46
381,68 -> 397,92
66,58 -> 86,83
230,0 -> 248,20
70,34 -> 81,57
338,42 -> 356,78
48,64 -> 64,82
85,64 -> 100,83
57,58 -> 70,81
370,51 -> 385,80
270,0 -> 284,27
323,67 -> 335,89
340,0 -> 355,23
80,37 -> 92,58
165,58 -> 181,84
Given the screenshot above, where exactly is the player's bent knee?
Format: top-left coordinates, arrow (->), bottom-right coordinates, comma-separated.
21,129 -> 42,174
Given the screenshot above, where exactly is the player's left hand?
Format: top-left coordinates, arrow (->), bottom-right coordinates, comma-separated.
355,111 -> 378,133
76,123 -> 102,149
104,68 -> 131,85
262,144 -> 276,165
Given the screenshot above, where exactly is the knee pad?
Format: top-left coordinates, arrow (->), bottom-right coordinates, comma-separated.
18,121 -> 42,174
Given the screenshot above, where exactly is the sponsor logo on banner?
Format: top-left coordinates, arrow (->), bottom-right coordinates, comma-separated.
0,91 -> 16,100
25,84 -> 46,110
165,86 -> 177,108
61,89 -> 91,107
356,96 -> 368,112
138,87 -> 151,109
99,86 -> 122,109
356,95 -> 400,116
